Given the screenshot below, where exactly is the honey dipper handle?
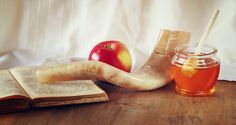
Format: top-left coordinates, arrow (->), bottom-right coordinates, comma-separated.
195,9 -> 219,54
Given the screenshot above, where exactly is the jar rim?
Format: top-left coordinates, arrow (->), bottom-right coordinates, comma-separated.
175,43 -> 218,57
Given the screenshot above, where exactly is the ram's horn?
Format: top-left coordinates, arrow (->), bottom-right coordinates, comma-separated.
36,29 -> 190,91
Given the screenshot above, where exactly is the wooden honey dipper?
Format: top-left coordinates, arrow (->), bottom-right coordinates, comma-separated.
181,9 -> 220,77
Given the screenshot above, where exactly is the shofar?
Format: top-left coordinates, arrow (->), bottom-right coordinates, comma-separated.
36,29 -> 190,91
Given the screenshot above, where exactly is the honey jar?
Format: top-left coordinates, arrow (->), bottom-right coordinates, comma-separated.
171,43 -> 220,96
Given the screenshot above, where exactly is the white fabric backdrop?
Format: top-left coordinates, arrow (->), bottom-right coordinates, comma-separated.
0,0 -> 236,80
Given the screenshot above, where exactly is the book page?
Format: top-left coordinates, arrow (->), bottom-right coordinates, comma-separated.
10,66 -> 107,100
0,70 -> 29,99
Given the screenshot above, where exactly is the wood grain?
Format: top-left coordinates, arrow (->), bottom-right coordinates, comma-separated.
0,80 -> 235,125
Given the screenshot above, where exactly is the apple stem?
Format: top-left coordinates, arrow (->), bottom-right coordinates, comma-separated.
104,44 -> 113,50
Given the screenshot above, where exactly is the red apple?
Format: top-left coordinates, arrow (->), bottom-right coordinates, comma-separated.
88,40 -> 132,72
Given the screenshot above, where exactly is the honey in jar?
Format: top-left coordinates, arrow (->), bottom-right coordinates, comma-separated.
171,43 -> 220,96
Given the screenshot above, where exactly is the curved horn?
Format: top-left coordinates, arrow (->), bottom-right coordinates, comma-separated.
36,29 -> 190,91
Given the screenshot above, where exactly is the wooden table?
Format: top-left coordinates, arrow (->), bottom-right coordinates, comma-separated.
0,81 -> 235,125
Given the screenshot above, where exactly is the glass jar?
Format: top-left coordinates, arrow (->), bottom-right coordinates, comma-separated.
171,43 -> 220,96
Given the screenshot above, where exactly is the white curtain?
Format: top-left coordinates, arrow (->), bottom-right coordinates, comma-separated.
0,0 -> 236,80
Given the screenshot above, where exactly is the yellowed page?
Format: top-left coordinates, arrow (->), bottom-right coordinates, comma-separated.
0,70 -> 29,98
10,66 -> 107,100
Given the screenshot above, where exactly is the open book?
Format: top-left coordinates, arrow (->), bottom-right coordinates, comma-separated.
0,66 -> 108,113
